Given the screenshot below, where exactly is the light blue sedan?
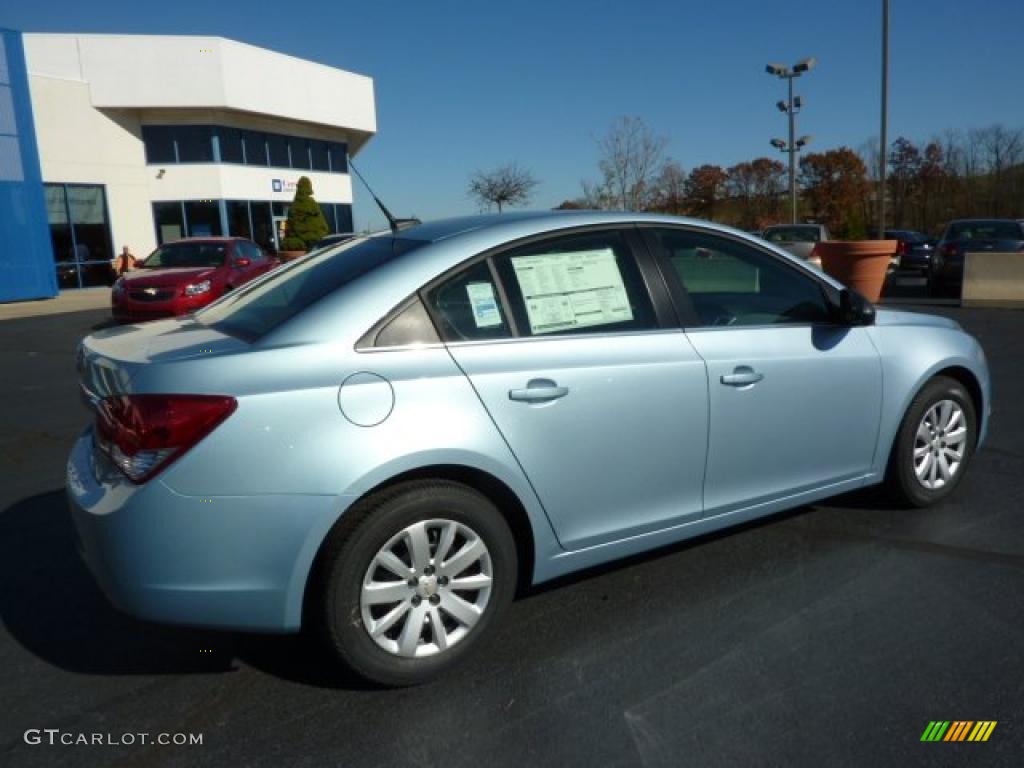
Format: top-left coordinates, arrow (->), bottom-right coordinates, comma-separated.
68,212 -> 990,685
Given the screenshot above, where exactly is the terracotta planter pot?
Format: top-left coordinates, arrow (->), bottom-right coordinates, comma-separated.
277,250 -> 307,263
814,240 -> 897,303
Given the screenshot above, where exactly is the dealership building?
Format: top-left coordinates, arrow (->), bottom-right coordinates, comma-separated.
0,29 -> 376,301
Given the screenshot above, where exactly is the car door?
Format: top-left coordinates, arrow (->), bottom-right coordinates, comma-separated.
425,227 -> 709,551
644,226 -> 883,515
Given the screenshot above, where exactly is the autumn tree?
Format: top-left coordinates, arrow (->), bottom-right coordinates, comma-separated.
684,164 -> 729,220
468,163 -> 539,213
727,157 -> 785,229
649,161 -> 688,215
887,137 -> 922,228
588,116 -> 669,210
799,148 -> 869,238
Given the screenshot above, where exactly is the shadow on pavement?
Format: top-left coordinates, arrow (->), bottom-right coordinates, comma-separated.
0,489 -> 375,690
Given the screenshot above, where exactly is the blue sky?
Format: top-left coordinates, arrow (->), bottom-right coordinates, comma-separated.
4,0 -> 1022,231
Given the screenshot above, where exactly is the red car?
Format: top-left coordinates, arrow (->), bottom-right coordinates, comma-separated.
112,238 -> 278,323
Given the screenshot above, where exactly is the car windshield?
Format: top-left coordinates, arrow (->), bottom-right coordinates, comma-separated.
141,242 -> 228,268
763,226 -> 821,243
196,235 -> 426,340
947,221 -> 1023,241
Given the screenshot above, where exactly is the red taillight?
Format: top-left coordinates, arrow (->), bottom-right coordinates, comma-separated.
940,244 -> 958,257
96,394 -> 237,483
896,241 -> 908,256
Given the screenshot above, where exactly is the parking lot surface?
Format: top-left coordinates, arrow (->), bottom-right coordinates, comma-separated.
1,292 -> 1022,767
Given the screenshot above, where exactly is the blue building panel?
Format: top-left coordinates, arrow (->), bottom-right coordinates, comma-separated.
0,29 -> 57,302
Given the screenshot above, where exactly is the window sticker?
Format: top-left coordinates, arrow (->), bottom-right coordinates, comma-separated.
465,282 -> 503,328
511,248 -> 633,334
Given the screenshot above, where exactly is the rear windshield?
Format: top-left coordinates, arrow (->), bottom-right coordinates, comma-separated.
141,242 -> 227,268
946,221 -> 1023,241
762,226 -> 821,243
196,236 -> 425,340
886,230 -> 928,244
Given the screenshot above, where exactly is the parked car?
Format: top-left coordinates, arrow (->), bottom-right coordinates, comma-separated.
112,238 -> 277,323
70,212 -> 990,686
885,229 -> 934,274
761,223 -> 830,264
929,219 -> 1024,297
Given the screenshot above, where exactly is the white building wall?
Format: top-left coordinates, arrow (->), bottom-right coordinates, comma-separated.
27,76 -> 156,256
147,165 -> 353,205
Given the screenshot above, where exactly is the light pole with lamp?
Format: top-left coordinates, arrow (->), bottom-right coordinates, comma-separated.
766,58 -> 816,223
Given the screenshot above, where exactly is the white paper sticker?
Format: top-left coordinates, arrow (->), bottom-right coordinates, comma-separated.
465,282 -> 503,328
511,248 -> 633,334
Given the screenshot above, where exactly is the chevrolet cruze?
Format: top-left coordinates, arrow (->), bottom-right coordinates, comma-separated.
69,212 -> 990,686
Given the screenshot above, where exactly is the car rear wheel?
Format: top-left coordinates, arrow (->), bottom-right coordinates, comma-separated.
314,480 -> 517,686
886,376 -> 977,508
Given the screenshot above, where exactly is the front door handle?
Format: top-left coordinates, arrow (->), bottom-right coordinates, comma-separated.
720,367 -> 764,387
509,378 -> 569,403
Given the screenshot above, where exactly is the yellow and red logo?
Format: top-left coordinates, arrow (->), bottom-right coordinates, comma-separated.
921,721 -> 997,742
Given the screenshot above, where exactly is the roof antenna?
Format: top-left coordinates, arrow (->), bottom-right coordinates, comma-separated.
348,157 -> 420,236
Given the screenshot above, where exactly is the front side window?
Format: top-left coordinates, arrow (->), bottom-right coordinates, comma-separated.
653,228 -> 831,327
494,230 -> 657,338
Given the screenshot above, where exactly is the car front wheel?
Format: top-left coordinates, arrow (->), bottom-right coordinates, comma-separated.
886,375 -> 977,507
315,480 -> 517,686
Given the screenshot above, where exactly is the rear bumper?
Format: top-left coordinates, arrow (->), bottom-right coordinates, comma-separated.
66,429 -> 344,631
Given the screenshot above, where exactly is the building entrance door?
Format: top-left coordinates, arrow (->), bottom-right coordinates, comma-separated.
272,216 -> 288,252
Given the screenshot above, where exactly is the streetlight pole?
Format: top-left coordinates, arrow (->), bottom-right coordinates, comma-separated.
878,0 -> 889,238
787,75 -> 796,224
766,58 -> 816,224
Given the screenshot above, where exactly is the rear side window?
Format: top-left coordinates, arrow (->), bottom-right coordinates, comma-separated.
198,236 -> 425,340
493,230 -> 657,337
425,260 -> 512,342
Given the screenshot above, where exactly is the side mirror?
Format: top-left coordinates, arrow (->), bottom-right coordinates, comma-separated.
232,257 -> 251,268
837,288 -> 875,326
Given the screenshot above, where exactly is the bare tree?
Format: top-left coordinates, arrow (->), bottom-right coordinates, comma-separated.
468,163 -> 539,213
588,116 -> 669,211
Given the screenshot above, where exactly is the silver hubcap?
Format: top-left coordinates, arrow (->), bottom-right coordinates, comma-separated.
360,519 -> 493,658
913,399 -> 967,490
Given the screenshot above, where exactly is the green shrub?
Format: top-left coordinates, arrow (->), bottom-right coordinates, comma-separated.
284,176 -> 328,250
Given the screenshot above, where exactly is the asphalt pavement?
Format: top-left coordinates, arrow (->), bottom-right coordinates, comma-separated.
1,282 -> 1022,767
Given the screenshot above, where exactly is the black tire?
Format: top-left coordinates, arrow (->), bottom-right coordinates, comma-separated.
885,375 -> 977,508
313,480 -> 517,687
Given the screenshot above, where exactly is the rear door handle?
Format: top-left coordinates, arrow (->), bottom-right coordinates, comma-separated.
509,378 -> 569,403
720,367 -> 764,387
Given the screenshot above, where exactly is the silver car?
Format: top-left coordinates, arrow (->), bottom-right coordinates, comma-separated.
68,212 -> 990,685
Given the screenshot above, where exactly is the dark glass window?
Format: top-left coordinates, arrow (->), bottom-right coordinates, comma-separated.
243,131 -> 267,166
175,126 -> 214,163
653,229 -> 831,327
184,201 -> 222,237
310,140 -> 330,171
427,259 -> 512,342
493,230 -> 657,337
272,202 -> 288,218
226,200 -> 252,239
45,184 -> 71,264
267,133 -> 289,168
153,202 -> 185,244
198,236 -> 426,340
142,126 -> 176,163
67,185 -> 113,266
218,127 -> 244,164
328,142 -> 348,173
335,204 -> 354,233
289,137 -> 311,170
321,203 -> 337,233
250,202 -> 273,251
